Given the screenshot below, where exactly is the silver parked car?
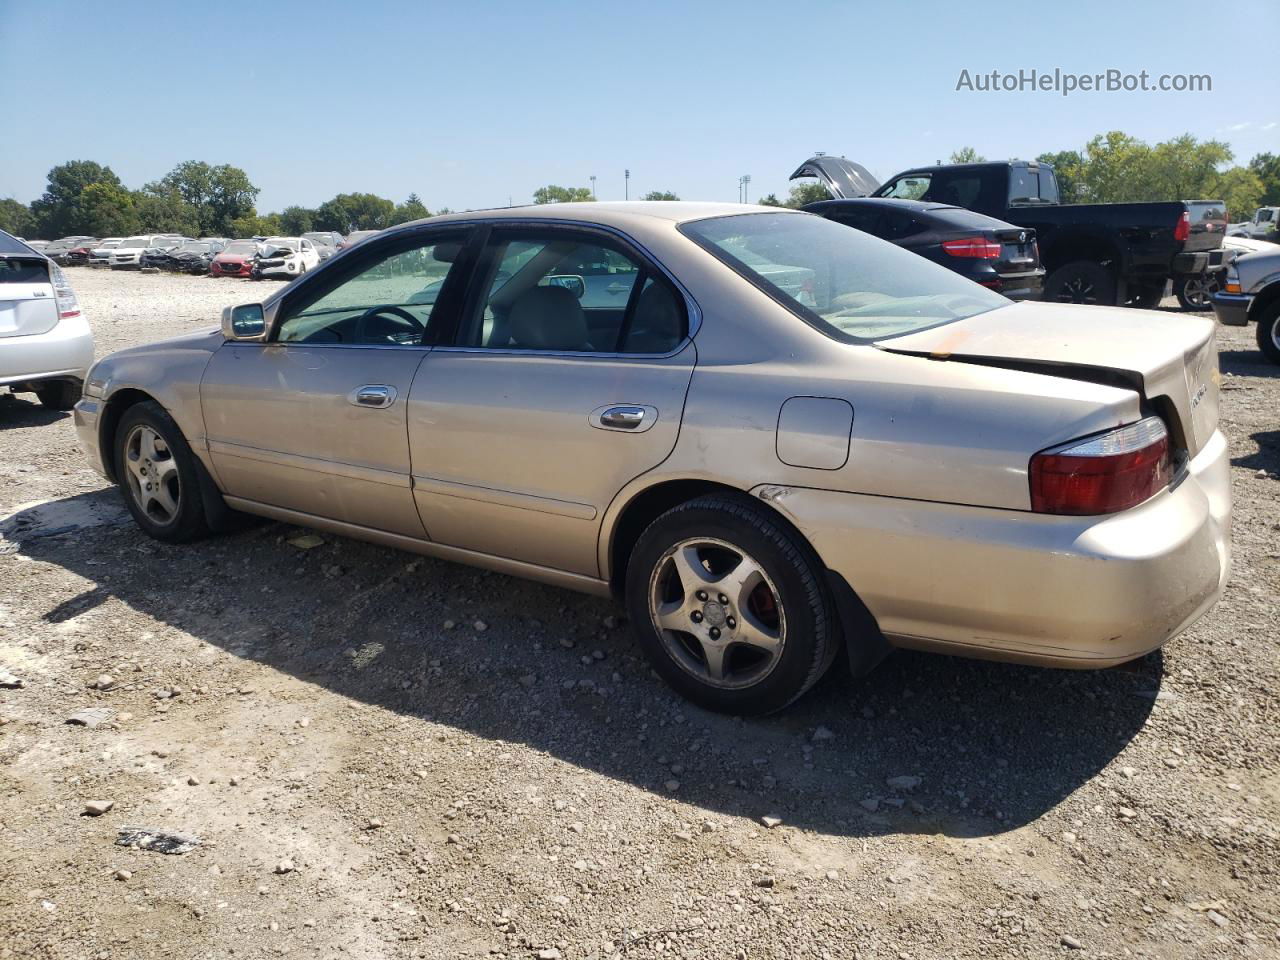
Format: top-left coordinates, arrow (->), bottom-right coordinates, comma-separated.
1,230 -> 94,409
73,203 -> 1231,713
1213,245 -> 1280,364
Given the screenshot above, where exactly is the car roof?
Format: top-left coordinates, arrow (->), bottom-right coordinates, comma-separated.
404,201 -> 801,232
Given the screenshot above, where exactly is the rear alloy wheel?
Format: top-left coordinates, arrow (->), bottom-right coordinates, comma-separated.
1044,260 -> 1116,306
34,379 -> 82,411
1256,300 -> 1280,366
115,401 -> 211,542
625,494 -> 839,715
1175,275 -> 1217,311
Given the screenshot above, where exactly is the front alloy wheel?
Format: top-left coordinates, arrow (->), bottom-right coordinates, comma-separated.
123,424 -> 181,526
649,538 -> 786,690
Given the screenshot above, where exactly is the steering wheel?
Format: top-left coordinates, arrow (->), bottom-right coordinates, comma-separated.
353,304 -> 425,344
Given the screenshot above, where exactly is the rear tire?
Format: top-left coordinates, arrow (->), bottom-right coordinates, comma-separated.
1044,260 -> 1116,306
624,493 -> 839,715
1128,284 -> 1165,309
35,380 -> 82,410
114,401 -> 211,543
1256,300 -> 1280,366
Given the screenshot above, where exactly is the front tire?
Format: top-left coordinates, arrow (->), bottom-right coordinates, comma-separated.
1256,300 -> 1280,366
1044,260 -> 1116,306
625,493 -> 839,715
114,401 -> 211,542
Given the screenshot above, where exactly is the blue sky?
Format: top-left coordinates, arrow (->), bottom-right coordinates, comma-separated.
2,0 -> 1276,213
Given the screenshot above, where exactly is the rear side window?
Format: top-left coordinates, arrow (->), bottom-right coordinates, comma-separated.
460,230 -> 686,354
0,258 -> 51,284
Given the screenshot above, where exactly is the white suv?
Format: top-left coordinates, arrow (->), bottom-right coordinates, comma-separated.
111,234 -> 182,269
88,237 -> 125,266
0,231 -> 95,409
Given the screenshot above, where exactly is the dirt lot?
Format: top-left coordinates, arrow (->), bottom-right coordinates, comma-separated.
1,268 -> 1276,960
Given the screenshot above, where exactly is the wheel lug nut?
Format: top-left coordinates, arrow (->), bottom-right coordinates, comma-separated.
718,594 -> 728,605
690,611 -> 703,623
726,617 -> 736,629
695,591 -> 708,602
709,627 -> 721,640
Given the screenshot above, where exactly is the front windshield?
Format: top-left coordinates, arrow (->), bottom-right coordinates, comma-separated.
302,233 -> 331,245
681,212 -> 1008,341
179,242 -> 212,253
119,237 -> 148,249
263,238 -> 300,252
223,240 -> 259,255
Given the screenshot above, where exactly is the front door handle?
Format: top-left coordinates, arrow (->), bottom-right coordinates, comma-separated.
349,384 -> 397,408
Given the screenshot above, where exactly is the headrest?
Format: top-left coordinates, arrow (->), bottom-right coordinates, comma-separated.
509,285 -> 589,351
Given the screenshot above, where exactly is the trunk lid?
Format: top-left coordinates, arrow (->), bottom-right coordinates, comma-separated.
1183,200 -> 1228,253
789,155 -> 881,200
0,254 -> 59,339
877,301 -> 1219,456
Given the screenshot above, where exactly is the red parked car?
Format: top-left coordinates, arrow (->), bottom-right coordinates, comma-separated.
209,239 -> 261,278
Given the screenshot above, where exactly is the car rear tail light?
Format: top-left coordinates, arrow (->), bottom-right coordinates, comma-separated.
1174,211 -> 1190,244
942,236 -> 1002,258
50,263 -> 81,320
1030,417 -> 1172,515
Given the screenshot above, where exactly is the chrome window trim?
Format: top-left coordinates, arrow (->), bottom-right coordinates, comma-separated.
428,343 -> 693,361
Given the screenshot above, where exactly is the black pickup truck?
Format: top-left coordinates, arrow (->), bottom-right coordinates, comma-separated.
791,156 -> 1228,308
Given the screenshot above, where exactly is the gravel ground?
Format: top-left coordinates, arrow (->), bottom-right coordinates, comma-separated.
0,268 -> 1276,960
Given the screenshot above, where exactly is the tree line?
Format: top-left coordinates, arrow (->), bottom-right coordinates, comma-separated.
5,133 -> 1276,240
763,132 -> 1280,218
0,163 -> 684,241
0,161 -> 440,240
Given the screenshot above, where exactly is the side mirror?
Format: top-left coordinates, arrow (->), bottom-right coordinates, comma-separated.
222,303 -> 268,341
545,274 -> 586,299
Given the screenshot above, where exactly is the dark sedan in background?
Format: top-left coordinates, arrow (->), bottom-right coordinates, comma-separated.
804,198 -> 1045,300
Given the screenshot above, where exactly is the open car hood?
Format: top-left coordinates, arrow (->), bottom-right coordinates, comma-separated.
876,301 -> 1220,455
789,155 -> 881,200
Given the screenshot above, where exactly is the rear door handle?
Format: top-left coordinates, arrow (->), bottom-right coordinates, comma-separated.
349,384 -> 397,408
592,404 -> 657,433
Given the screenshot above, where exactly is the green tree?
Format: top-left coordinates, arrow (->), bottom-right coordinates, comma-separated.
390,193 -> 430,225
949,147 -> 986,164
641,190 -> 679,201
278,206 -> 316,234
1209,166 -> 1266,222
784,182 -> 831,208
30,160 -> 123,237
77,182 -> 140,236
134,183 -> 201,235
0,198 -> 36,237
532,185 -> 594,204
1248,153 -> 1280,206
313,193 -> 396,233
757,193 -> 783,207
229,212 -> 282,237
160,161 -> 259,235
1036,150 -> 1086,203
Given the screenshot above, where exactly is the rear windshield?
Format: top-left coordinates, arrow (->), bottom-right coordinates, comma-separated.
925,207 -> 1008,230
680,212 -> 1007,342
0,258 -> 51,283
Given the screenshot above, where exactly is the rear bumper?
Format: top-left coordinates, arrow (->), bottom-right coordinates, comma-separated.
992,269 -> 1045,301
1211,291 -> 1252,327
1173,248 -> 1227,277
0,315 -> 95,387
758,429 -> 1231,668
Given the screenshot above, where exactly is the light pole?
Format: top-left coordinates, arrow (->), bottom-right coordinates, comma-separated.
590,175 -> 596,199
624,169 -> 630,200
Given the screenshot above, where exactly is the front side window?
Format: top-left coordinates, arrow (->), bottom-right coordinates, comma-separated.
459,231 -> 685,354
275,234 -> 466,346
681,212 -> 1007,342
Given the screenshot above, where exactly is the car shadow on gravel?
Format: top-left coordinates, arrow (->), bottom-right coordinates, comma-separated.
14,491 -> 1159,841
1219,346 -> 1279,379
0,394 -> 69,429
1231,430 -> 1280,472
